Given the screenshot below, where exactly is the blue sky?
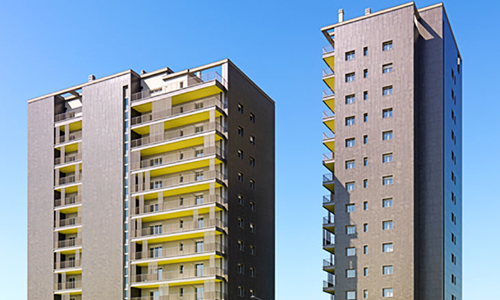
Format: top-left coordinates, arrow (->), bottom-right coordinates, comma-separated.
0,0 -> 498,299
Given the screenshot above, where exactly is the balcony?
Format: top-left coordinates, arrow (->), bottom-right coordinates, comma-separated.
54,152 -> 82,166
54,107 -> 82,123
323,258 -> 335,273
323,194 -> 335,212
131,267 -> 225,284
131,72 -> 226,103
323,237 -> 335,254
54,280 -> 82,291
55,238 -> 82,249
323,173 -> 335,193
55,130 -> 82,145
131,122 -> 225,149
133,170 -> 226,194
132,194 -> 226,216
55,217 -> 81,228
323,109 -> 335,131
56,174 -> 82,187
133,146 -> 224,171
132,242 -> 225,261
323,131 -> 335,152
131,218 -> 225,239
323,216 -> 335,233
131,95 -> 224,126
323,89 -> 335,113
323,152 -> 335,172
131,292 -> 225,300
55,195 -> 82,207
55,259 -> 82,270
322,45 -> 335,70
323,280 -> 335,294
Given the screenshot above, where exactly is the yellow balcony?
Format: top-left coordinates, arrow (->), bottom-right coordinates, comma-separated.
323,109 -> 335,132
54,195 -> 82,213
55,129 -> 82,146
55,152 -> 81,167
323,152 -> 335,172
131,218 -> 226,241
132,194 -> 226,218
131,266 -> 226,288
323,90 -> 335,113
322,45 -> 335,70
131,242 -> 225,266
323,68 -> 335,91
131,291 -> 225,300
323,131 -> 335,153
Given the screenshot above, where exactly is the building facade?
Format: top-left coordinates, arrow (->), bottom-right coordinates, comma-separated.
321,2 -> 462,300
28,59 -> 275,300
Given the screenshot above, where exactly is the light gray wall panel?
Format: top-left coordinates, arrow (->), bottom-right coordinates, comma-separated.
28,96 -> 55,300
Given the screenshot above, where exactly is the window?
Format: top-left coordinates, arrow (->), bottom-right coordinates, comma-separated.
363,267 -> 368,276
383,63 -> 393,73
364,113 -> 368,122
363,91 -> 368,100
249,245 -> 255,255
237,104 -> 244,113
346,225 -> 356,234
238,240 -> 244,251
363,179 -> 368,188
383,86 -> 393,96
383,176 -> 393,186
383,288 -> 394,297
364,47 -> 368,56
452,253 -> 457,264
346,204 -> 355,212
363,157 -> 368,166
250,135 -> 255,145
238,173 -> 244,182
346,247 -> 356,256
363,223 -> 368,232
250,113 -> 255,122
346,94 -> 355,104
250,180 -> 255,189
383,108 -> 393,118
250,267 -> 256,277
195,171 -> 204,181
238,195 -> 244,205
238,286 -> 244,297
346,72 -> 356,82
364,290 -> 368,299
346,269 -> 356,278
364,69 -> 368,78
383,220 -> 393,230
383,265 -> 393,275
451,233 -> 456,244
238,263 -> 244,274
250,202 -> 255,211
346,51 -> 355,61
383,131 -> 393,140
238,150 -> 244,159
363,245 -> 368,254
383,153 -> 393,163
452,212 -> 456,225
346,116 -> 356,126
195,149 -> 204,157
179,265 -> 184,274
238,218 -> 244,228
250,157 -> 255,167
363,201 -> 368,210
383,243 -> 394,253
250,223 -> 255,233
451,274 -> 457,284
346,160 -> 355,169
250,289 -> 255,296
346,138 -> 355,148
346,182 -> 355,191
383,198 -> 393,208
346,291 -> 356,300
363,135 -> 368,144
383,41 -> 393,51
238,126 -> 244,136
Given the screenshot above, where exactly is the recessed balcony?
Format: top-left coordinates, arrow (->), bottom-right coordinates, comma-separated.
54,152 -> 82,166
54,259 -> 82,270
56,173 -> 82,187
54,195 -> 82,208
54,107 -> 82,123
55,217 -> 82,229
131,266 -> 226,285
132,194 -> 226,217
131,218 -> 226,239
131,291 -> 225,300
131,242 -> 225,261
54,280 -> 82,292
55,130 -> 82,145
55,238 -> 82,250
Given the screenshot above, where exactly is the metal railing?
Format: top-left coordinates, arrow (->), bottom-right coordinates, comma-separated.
131,267 -> 225,283
323,152 -> 334,161
54,107 -> 82,122
54,195 -> 82,207
323,131 -> 335,140
323,68 -> 334,76
323,216 -> 334,225
131,95 -> 224,126
55,130 -> 82,145
131,218 -> 225,238
323,236 -> 335,246
323,173 -> 333,183
323,280 -> 335,289
54,280 -> 82,291
133,170 -> 226,193
133,146 -> 224,171
55,238 -> 82,249
131,121 -> 225,148
323,110 -> 335,119
57,174 -> 82,186
132,242 -> 224,260
323,259 -> 334,268
55,259 -> 82,270
323,195 -> 333,204
54,152 -> 82,166
55,217 -> 81,228
323,89 -> 335,98
131,71 -> 225,102
132,194 -> 226,216
322,45 -> 335,54
131,291 -> 225,300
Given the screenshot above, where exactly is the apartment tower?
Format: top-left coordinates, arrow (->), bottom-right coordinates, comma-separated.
321,2 -> 462,300
28,59 -> 275,300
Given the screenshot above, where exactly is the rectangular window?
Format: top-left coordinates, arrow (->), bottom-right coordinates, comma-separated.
383,176 -> 393,186
363,135 -> 368,144
346,269 -> 356,278
364,69 -> 368,78
238,195 -> 244,205
346,138 -> 355,148
363,223 -> 368,232
363,179 -> 368,188
363,267 -> 368,276
363,245 -> 368,254
346,182 -> 355,191
250,113 -> 255,122
364,113 -> 368,122
383,63 -> 393,73
364,47 -> 368,56
237,104 -> 244,113
250,180 -> 255,189
346,160 -> 355,169
250,135 -> 255,145
238,240 -> 244,251
383,131 -> 393,140
346,204 -> 355,213
346,291 -> 356,300
249,223 -> 255,233
238,218 -> 244,228
383,288 -> 394,297
238,263 -> 244,274
346,225 -> 356,235
383,153 -> 393,163
383,108 -> 393,118
346,51 -> 355,61
364,290 -> 368,299
250,267 -> 256,277
346,94 -> 355,104
383,243 -> 394,253
238,173 -> 243,182
250,202 -> 255,211
346,116 -> 356,126
363,157 -> 368,166
238,126 -> 244,136
383,86 -> 393,96
383,220 -> 393,230
383,265 -> 393,275
383,41 -> 393,51
238,150 -> 244,159
346,72 -> 356,83
249,157 -> 255,167
238,286 -> 244,297
363,201 -> 368,210
383,198 -> 393,208
363,91 -> 368,100
346,247 -> 356,256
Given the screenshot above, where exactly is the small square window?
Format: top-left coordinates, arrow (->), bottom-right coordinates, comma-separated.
364,69 -> 368,78
383,176 -> 393,186
383,243 -> 394,253
346,182 -> 355,191
346,138 -> 355,148
363,91 -> 368,100
346,291 -> 356,300
249,113 -> 255,122
346,204 -> 355,212
346,72 -> 356,83
250,136 -> 255,145
383,86 -> 393,96
346,160 -> 355,169
346,269 -> 356,278
383,153 -> 393,163
383,220 -> 393,230
346,94 -> 356,104
346,51 -> 355,61
383,131 -> 393,141
383,288 -> 394,298
364,47 -> 368,56
346,225 -> 356,234
238,126 -> 244,136
364,113 -> 368,122
346,116 -> 356,126
383,265 -> 393,275
346,247 -> 356,256
237,104 -> 244,113
238,150 -> 244,159
383,41 -> 393,51
383,63 -> 393,73
383,108 -> 393,118
383,198 -> 393,208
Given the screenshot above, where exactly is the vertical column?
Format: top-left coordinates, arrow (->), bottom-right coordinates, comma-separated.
145,171 -> 151,192
158,192 -> 164,210
60,146 -> 65,164
55,169 -> 60,186
55,126 -> 61,144
60,188 -> 66,206
136,218 -> 142,237
130,151 -> 141,170
143,240 -> 148,258
55,252 -> 61,270
55,210 -> 60,228
138,173 -> 144,192
64,124 -> 70,143
150,123 -> 164,143
159,284 -> 169,297
75,163 -> 80,181
193,209 -> 199,228
221,62 -> 229,89
139,195 -> 145,214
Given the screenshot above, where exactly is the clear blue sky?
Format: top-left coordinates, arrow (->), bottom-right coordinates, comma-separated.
1,0 -> 498,299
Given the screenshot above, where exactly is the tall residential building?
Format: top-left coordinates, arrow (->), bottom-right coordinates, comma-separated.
28,59 -> 275,300
321,2 -> 462,300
